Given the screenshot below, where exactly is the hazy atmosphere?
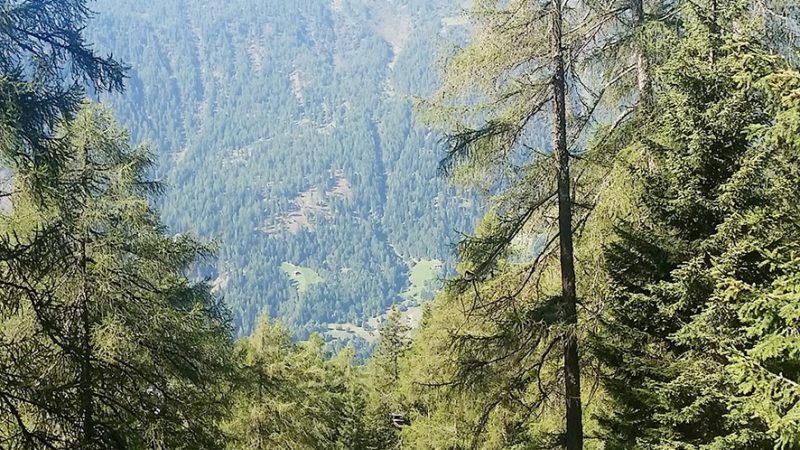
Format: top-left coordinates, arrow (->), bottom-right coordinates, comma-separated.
85,0 -> 481,348
1,0 -> 799,449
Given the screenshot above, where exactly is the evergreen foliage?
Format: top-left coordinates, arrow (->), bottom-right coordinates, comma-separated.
593,2 -> 800,448
0,104 -> 233,449
0,0 -> 126,199
360,305 -> 412,449
225,314 -> 390,450
1,1 -> 799,449
416,0 -> 657,446
83,0 -> 481,339
372,305 -> 410,386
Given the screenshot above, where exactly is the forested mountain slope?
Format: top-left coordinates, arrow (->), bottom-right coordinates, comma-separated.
86,0 -> 478,340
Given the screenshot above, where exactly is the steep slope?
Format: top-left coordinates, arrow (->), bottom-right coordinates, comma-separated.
87,0 -> 478,341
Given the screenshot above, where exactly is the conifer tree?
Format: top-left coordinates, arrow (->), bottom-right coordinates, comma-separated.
0,104 -> 233,449
373,305 -> 410,387
0,7 -> 131,444
225,315 -> 298,450
0,0 -> 126,199
593,2 -> 800,448
720,69 -> 800,447
360,306 -> 412,450
225,315 -> 374,450
421,1 -> 656,446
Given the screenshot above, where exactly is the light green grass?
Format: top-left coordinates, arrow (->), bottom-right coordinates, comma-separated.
281,262 -> 324,293
400,259 -> 442,302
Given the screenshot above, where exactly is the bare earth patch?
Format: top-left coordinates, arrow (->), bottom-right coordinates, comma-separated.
330,175 -> 353,200
210,271 -> 231,293
290,70 -> 304,104
368,6 -> 412,70
246,34 -> 268,72
264,173 -> 353,235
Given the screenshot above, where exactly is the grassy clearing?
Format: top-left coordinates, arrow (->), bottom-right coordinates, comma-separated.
327,305 -> 425,344
280,262 -> 324,293
400,259 -> 442,303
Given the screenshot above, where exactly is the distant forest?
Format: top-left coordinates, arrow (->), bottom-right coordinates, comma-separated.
1,1 -> 798,449
85,0 -> 481,344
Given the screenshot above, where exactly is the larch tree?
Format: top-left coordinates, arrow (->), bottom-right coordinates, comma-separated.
0,0 -> 126,200
0,5 -> 130,444
420,0 -> 660,447
373,305 -> 411,387
224,315 -> 374,450
0,104 -> 234,449
224,315 -> 297,450
361,305 -> 411,450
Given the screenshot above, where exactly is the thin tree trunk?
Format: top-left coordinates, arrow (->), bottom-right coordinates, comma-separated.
257,372 -> 264,450
631,0 -> 650,95
709,0 -> 719,64
551,2 -> 582,449
393,344 -> 399,383
79,237 -> 94,447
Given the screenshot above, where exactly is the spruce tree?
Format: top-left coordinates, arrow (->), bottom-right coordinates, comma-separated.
593,3 -> 800,448
719,70 -> 800,447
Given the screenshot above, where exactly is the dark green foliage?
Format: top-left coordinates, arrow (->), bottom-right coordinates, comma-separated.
414,0 -> 655,446
0,0 -> 126,199
2,2 -> 799,450
594,4 -> 800,448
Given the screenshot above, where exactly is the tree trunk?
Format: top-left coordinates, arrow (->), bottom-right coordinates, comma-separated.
551,2 -> 583,449
257,372 -> 265,450
709,0 -> 719,64
79,237 -> 94,447
631,0 -> 650,95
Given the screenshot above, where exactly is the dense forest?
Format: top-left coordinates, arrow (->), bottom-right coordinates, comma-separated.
83,0 -> 481,345
1,0 -> 799,449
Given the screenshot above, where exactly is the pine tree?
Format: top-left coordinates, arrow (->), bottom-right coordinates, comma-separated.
593,3 -> 800,448
0,104 -> 233,449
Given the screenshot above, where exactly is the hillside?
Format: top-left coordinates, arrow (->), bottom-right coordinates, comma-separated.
86,0 -> 479,343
